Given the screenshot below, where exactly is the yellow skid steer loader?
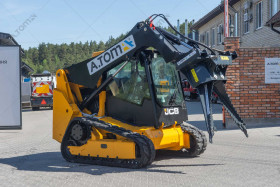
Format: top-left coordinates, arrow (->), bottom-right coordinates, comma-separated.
53,14 -> 248,168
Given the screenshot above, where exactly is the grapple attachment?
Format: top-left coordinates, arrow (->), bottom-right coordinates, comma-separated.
213,81 -> 248,136
180,50 -> 248,143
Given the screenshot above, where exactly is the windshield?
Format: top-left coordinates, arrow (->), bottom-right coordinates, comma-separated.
151,55 -> 183,107
107,60 -> 150,105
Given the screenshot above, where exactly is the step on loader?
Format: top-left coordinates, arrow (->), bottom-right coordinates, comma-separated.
53,14 -> 248,168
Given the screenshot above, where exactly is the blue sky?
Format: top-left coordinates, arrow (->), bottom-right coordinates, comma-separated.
0,0 -> 221,49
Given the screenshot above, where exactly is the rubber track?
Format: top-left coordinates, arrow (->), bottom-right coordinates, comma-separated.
61,117 -> 155,169
196,129 -> 207,155
181,122 -> 207,156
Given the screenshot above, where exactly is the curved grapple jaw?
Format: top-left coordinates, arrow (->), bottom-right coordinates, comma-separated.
180,50 -> 248,143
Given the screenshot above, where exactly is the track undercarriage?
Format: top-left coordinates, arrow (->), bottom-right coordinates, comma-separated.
61,117 -> 206,168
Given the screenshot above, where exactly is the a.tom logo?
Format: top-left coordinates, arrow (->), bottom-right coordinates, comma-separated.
87,35 -> 136,75
164,108 -> 179,115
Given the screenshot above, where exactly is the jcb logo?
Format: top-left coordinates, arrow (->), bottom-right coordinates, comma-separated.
87,35 -> 136,75
164,108 -> 179,115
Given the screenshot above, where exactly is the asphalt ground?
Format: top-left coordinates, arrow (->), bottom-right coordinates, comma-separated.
0,102 -> 280,187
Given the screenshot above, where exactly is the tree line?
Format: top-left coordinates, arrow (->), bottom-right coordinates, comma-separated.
22,21 -> 193,74
23,34 -> 126,74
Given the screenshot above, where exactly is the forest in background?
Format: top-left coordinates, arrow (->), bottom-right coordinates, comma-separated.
22,21 -> 193,74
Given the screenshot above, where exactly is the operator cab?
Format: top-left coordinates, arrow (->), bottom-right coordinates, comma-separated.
105,50 -> 187,128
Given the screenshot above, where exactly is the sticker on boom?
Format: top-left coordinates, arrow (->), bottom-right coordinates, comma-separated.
87,35 -> 136,75
191,69 -> 199,83
220,56 -> 229,60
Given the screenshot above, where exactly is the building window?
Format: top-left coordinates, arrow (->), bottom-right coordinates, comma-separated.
200,34 -> 205,43
229,14 -> 233,26
244,8 -> 250,33
192,30 -> 195,40
206,31 -> 209,46
256,1 -> 263,29
217,24 -> 223,44
211,28 -> 215,46
271,0 -> 279,17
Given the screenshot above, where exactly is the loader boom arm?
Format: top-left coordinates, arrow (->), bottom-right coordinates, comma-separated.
65,14 -> 248,142
66,21 -> 187,89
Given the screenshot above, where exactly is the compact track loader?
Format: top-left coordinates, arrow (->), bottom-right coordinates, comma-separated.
53,14 -> 248,168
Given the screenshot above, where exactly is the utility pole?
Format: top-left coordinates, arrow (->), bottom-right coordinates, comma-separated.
192,30 -> 195,40
185,19 -> 188,41
177,19 -> 180,37
223,0 -> 229,128
224,0 -> 229,37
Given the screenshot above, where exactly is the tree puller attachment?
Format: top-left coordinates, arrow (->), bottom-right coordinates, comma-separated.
53,14 -> 248,168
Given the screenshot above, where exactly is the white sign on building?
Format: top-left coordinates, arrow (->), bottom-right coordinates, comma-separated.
0,46 -> 21,129
265,58 -> 280,84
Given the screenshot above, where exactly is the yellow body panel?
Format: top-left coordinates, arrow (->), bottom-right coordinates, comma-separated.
69,139 -> 136,159
100,117 -> 190,150
92,51 -> 104,57
53,69 -> 82,142
96,77 -> 106,117
93,51 -> 106,117
53,90 -> 73,142
69,83 -> 83,103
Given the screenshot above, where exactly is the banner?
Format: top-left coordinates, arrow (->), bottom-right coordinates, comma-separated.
265,58 -> 280,84
0,46 -> 21,129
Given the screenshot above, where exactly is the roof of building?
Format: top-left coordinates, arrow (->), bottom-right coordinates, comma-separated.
0,32 -> 33,72
0,32 -> 24,55
191,0 -> 240,30
22,62 -> 34,73
266,11 -> 280,27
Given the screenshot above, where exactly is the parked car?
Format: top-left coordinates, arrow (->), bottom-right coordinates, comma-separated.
181,79 -> 198,100
211,91 -> 219,103
30,71 -> 54,110
182,79 -> 219,103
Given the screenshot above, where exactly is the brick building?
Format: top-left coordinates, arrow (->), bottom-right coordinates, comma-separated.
224,37 -> 280,125
190,1 -> 280,125
191,0 -> 280,50
266,9 -> 280,33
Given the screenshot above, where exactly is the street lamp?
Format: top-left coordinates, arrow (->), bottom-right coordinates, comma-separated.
229,24 -> 235,36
